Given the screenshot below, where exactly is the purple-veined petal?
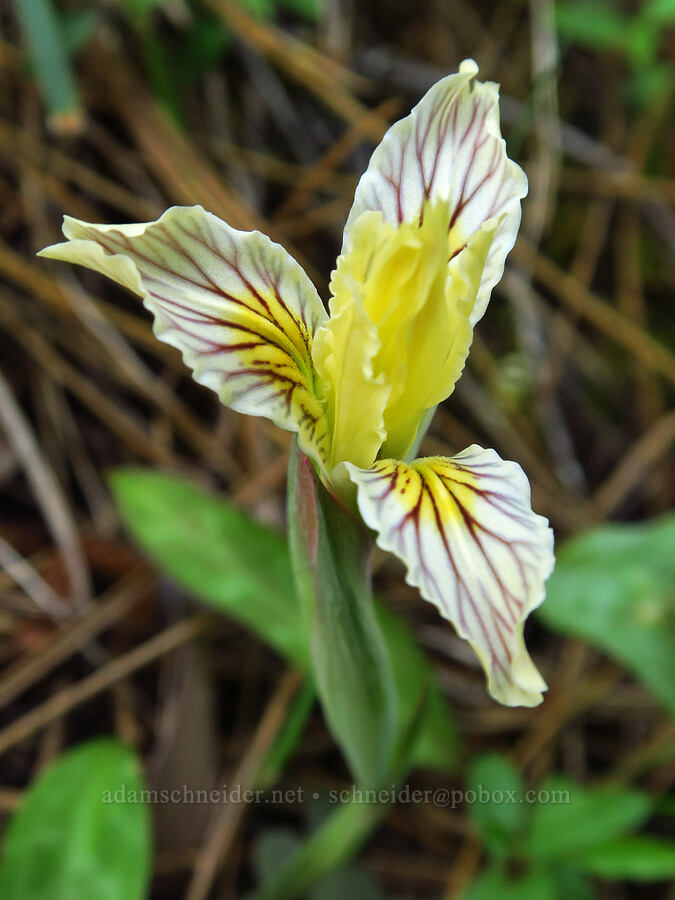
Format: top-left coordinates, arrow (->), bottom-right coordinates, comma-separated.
347,446 -> 554,706
343,59 -> 527,326
39,206 -> 330,468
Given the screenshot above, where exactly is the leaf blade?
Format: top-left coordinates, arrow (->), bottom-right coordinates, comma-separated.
110,466 -> 459,774
575,836 -> 675,881
538,515 -> 675,715
0,739 -> 151,900
525,776 -> 652,861
287,444 -> 398,786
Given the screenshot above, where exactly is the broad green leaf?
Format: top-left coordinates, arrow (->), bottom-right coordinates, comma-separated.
464,867 -> 555,900
643,0 -> 675,23
525,776 -> 651,861
110,467 -> 458,774
630,63 -> 674,106
466,753 -> 526,856
110,467 -> 310,668
407,675 -> 458,772
555,2 -> 628,51
538,515 -> 675,715
375,603 -> 459,773
575,836 -> 675,880
288,443 -> 397,787
0,739 -> 151,900
624,17 -> 659,67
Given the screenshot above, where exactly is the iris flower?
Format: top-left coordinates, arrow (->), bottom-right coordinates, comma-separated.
40,60 -> 554,707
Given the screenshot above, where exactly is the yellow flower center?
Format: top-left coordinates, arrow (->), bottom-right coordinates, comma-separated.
313,200 -> 497,471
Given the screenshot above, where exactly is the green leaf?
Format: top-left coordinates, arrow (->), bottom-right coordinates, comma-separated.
466,753 -> 526,856
642,0 -> 675,24
575,836 -> 675,881
12,0 -> 81,129
287,444 -> 398,787
625,17 -> 660,68
538,515 -> 675,715
464,867 -> 555,900
375,603 -> 459,774
555,2 -> 628,51
525,776 -> 652,861
0,739 -> 151,900
408,677 -> 459,772
550,867 -> 595,900
110,467 -> 459,775
110,467 -> 310,668
630,63 -> 674,107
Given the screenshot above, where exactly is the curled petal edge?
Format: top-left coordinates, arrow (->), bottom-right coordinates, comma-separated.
39,206 -> 330,470
346,447 -> 555,707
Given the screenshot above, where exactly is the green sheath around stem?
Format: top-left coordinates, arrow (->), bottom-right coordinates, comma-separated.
287,441 -> 398,789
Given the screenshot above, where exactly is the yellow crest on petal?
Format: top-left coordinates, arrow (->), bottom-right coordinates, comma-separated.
39,207 -> 331,471
347,448 -> 554,707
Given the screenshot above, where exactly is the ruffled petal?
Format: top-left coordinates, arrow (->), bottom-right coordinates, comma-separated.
347,446 -> 554,706
343,59 -> 527,326
312,294 -> 390,471
39,206 -> 330,468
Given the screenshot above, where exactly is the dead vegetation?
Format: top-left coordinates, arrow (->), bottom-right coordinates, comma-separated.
0,0 -> 674,897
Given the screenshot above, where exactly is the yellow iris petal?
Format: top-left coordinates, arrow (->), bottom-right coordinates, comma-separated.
387,214 -> 499,455
319,201 -> 498,467
312,295 -> 389,471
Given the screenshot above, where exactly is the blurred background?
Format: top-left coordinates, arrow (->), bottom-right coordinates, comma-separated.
0,0 -> 674,898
